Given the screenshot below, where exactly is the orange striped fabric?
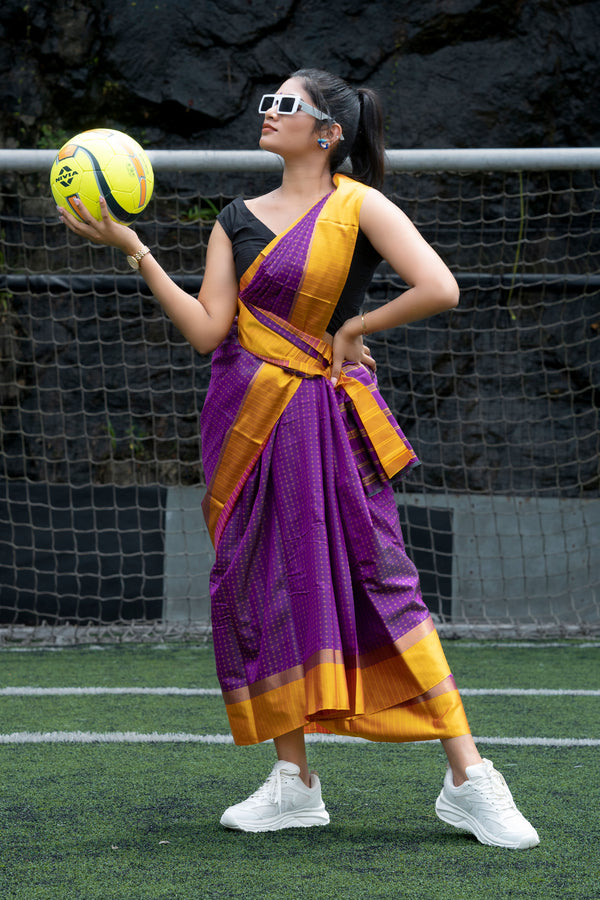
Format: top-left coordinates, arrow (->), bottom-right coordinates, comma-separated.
222,617 -> 470,745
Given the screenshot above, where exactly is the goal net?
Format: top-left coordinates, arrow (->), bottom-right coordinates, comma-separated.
0,150 -> 598,643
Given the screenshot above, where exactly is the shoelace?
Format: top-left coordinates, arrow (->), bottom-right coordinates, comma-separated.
476,767 -> 515,812
248,768 -> 284,807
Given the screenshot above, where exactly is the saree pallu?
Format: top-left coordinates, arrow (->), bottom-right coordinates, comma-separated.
200,175 -> 470,745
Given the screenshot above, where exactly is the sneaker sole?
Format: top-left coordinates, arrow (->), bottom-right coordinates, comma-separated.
435,793 -> 540,850
220,807 -> 330,833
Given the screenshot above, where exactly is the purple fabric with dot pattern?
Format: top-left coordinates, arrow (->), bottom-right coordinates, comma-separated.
201,190 -> 436,736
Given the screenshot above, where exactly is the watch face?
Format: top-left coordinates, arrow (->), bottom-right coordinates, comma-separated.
127,256 -> 139,270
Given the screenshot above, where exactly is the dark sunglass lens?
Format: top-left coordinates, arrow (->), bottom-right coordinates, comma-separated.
260,95 -> 275,112
278,97 -> 296,113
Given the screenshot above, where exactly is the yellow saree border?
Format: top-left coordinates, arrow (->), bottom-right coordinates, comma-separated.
202,363 -> 302,547
237,303 -> 417,476
204,306 -> 417,546
222,619 -> 470,745
239,173 -> 367,336
204,176 -> 371,547
309,689 -> 470,744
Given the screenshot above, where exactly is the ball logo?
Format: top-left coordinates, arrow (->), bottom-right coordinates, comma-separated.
49,128 -> 154,224
55,165 -> 78,188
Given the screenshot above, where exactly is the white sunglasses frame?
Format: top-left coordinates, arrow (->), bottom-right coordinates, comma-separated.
258,93 -> 331,121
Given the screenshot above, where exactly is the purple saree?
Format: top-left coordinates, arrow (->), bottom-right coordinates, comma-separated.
200,175 -> 470,746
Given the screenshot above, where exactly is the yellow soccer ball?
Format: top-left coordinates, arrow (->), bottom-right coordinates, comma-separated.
50,128 -> 154,224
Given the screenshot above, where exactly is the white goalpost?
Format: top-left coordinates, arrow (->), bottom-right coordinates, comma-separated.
0,148 -> 598,642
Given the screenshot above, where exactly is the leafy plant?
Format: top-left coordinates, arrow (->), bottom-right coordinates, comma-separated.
180,198 -> 220,222
106,419 -> 149,458
126,424 -> 148,457
37,123 -> 71,150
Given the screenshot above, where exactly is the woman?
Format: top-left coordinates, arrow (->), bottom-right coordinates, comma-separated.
58,68 -> 539,849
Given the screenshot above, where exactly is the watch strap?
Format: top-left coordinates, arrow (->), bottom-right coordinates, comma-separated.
127,245 -> 151,269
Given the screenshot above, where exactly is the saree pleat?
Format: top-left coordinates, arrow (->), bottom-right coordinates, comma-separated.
201,175 -> 470,746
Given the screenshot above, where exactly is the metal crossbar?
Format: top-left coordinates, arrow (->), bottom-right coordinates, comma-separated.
2,147 -> 600,173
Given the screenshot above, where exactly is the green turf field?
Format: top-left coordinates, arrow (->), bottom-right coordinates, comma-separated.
0,640 -> 598,900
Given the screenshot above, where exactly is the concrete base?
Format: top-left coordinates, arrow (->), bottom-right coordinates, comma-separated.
404,492 -> 600,625
163,486 -> 214,622
162,485 -> 600,627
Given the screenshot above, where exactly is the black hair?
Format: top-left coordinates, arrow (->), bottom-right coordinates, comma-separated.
290,68 -> 385,190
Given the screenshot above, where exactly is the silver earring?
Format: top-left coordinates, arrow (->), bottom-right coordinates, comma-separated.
317,138 -> 330,149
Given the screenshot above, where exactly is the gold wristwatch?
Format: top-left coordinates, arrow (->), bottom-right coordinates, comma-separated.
126,245 -> 151,270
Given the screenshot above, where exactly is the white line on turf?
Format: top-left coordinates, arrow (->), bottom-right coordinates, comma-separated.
448,642 -> 600,649
460,688 -> 600,696
0,731 -> 598,746
0,687 -> 222,696
4,642 -> 600,651
1,687 -> 599,696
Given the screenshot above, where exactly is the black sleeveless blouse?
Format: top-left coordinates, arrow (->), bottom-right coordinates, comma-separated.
217,197 -> 381,334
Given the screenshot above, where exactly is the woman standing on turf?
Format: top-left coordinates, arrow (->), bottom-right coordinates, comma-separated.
58,68 -> 538,849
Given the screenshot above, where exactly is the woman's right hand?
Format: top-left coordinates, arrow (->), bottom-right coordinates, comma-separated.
57,195 -> 141,255
330,316 -> 377,387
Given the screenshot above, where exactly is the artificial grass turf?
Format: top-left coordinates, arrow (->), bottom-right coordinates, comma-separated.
2,641 -> 598,741
0,742 -> 598,900
1,640 -> 597,691
1,641 -> 598,898
0,693 -> 229,735
0,643 -> 220,689
442,642 -> 599,691
0,694 -> 598,742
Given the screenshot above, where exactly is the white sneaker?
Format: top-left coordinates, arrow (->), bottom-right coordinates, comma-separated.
220,760 -> 330,832
435,758 -> 540,849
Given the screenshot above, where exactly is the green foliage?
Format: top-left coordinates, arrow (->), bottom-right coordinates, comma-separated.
0,291 -> 13,317
37,124 -> 71,150
180,198 -> 220,222
126,424 -> 149,457
105,420 -> 150,459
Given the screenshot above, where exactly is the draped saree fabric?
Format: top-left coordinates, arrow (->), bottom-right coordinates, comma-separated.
200,174 -> 470,746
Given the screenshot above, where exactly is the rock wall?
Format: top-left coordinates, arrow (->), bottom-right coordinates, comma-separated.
1,0 -> 599,150
0,1 -> 598,499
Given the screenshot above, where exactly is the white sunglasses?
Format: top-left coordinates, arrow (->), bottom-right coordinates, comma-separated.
258,93 -> 331,121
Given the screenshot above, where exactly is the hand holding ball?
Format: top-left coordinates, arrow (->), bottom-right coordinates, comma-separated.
50,128 -> 154,224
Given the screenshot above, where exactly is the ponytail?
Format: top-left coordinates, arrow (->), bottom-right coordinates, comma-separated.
350,89 -> 385,190
290,69 -> 386,190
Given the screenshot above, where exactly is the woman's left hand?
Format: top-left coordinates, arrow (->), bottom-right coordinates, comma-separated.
330,317 -> 376,387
